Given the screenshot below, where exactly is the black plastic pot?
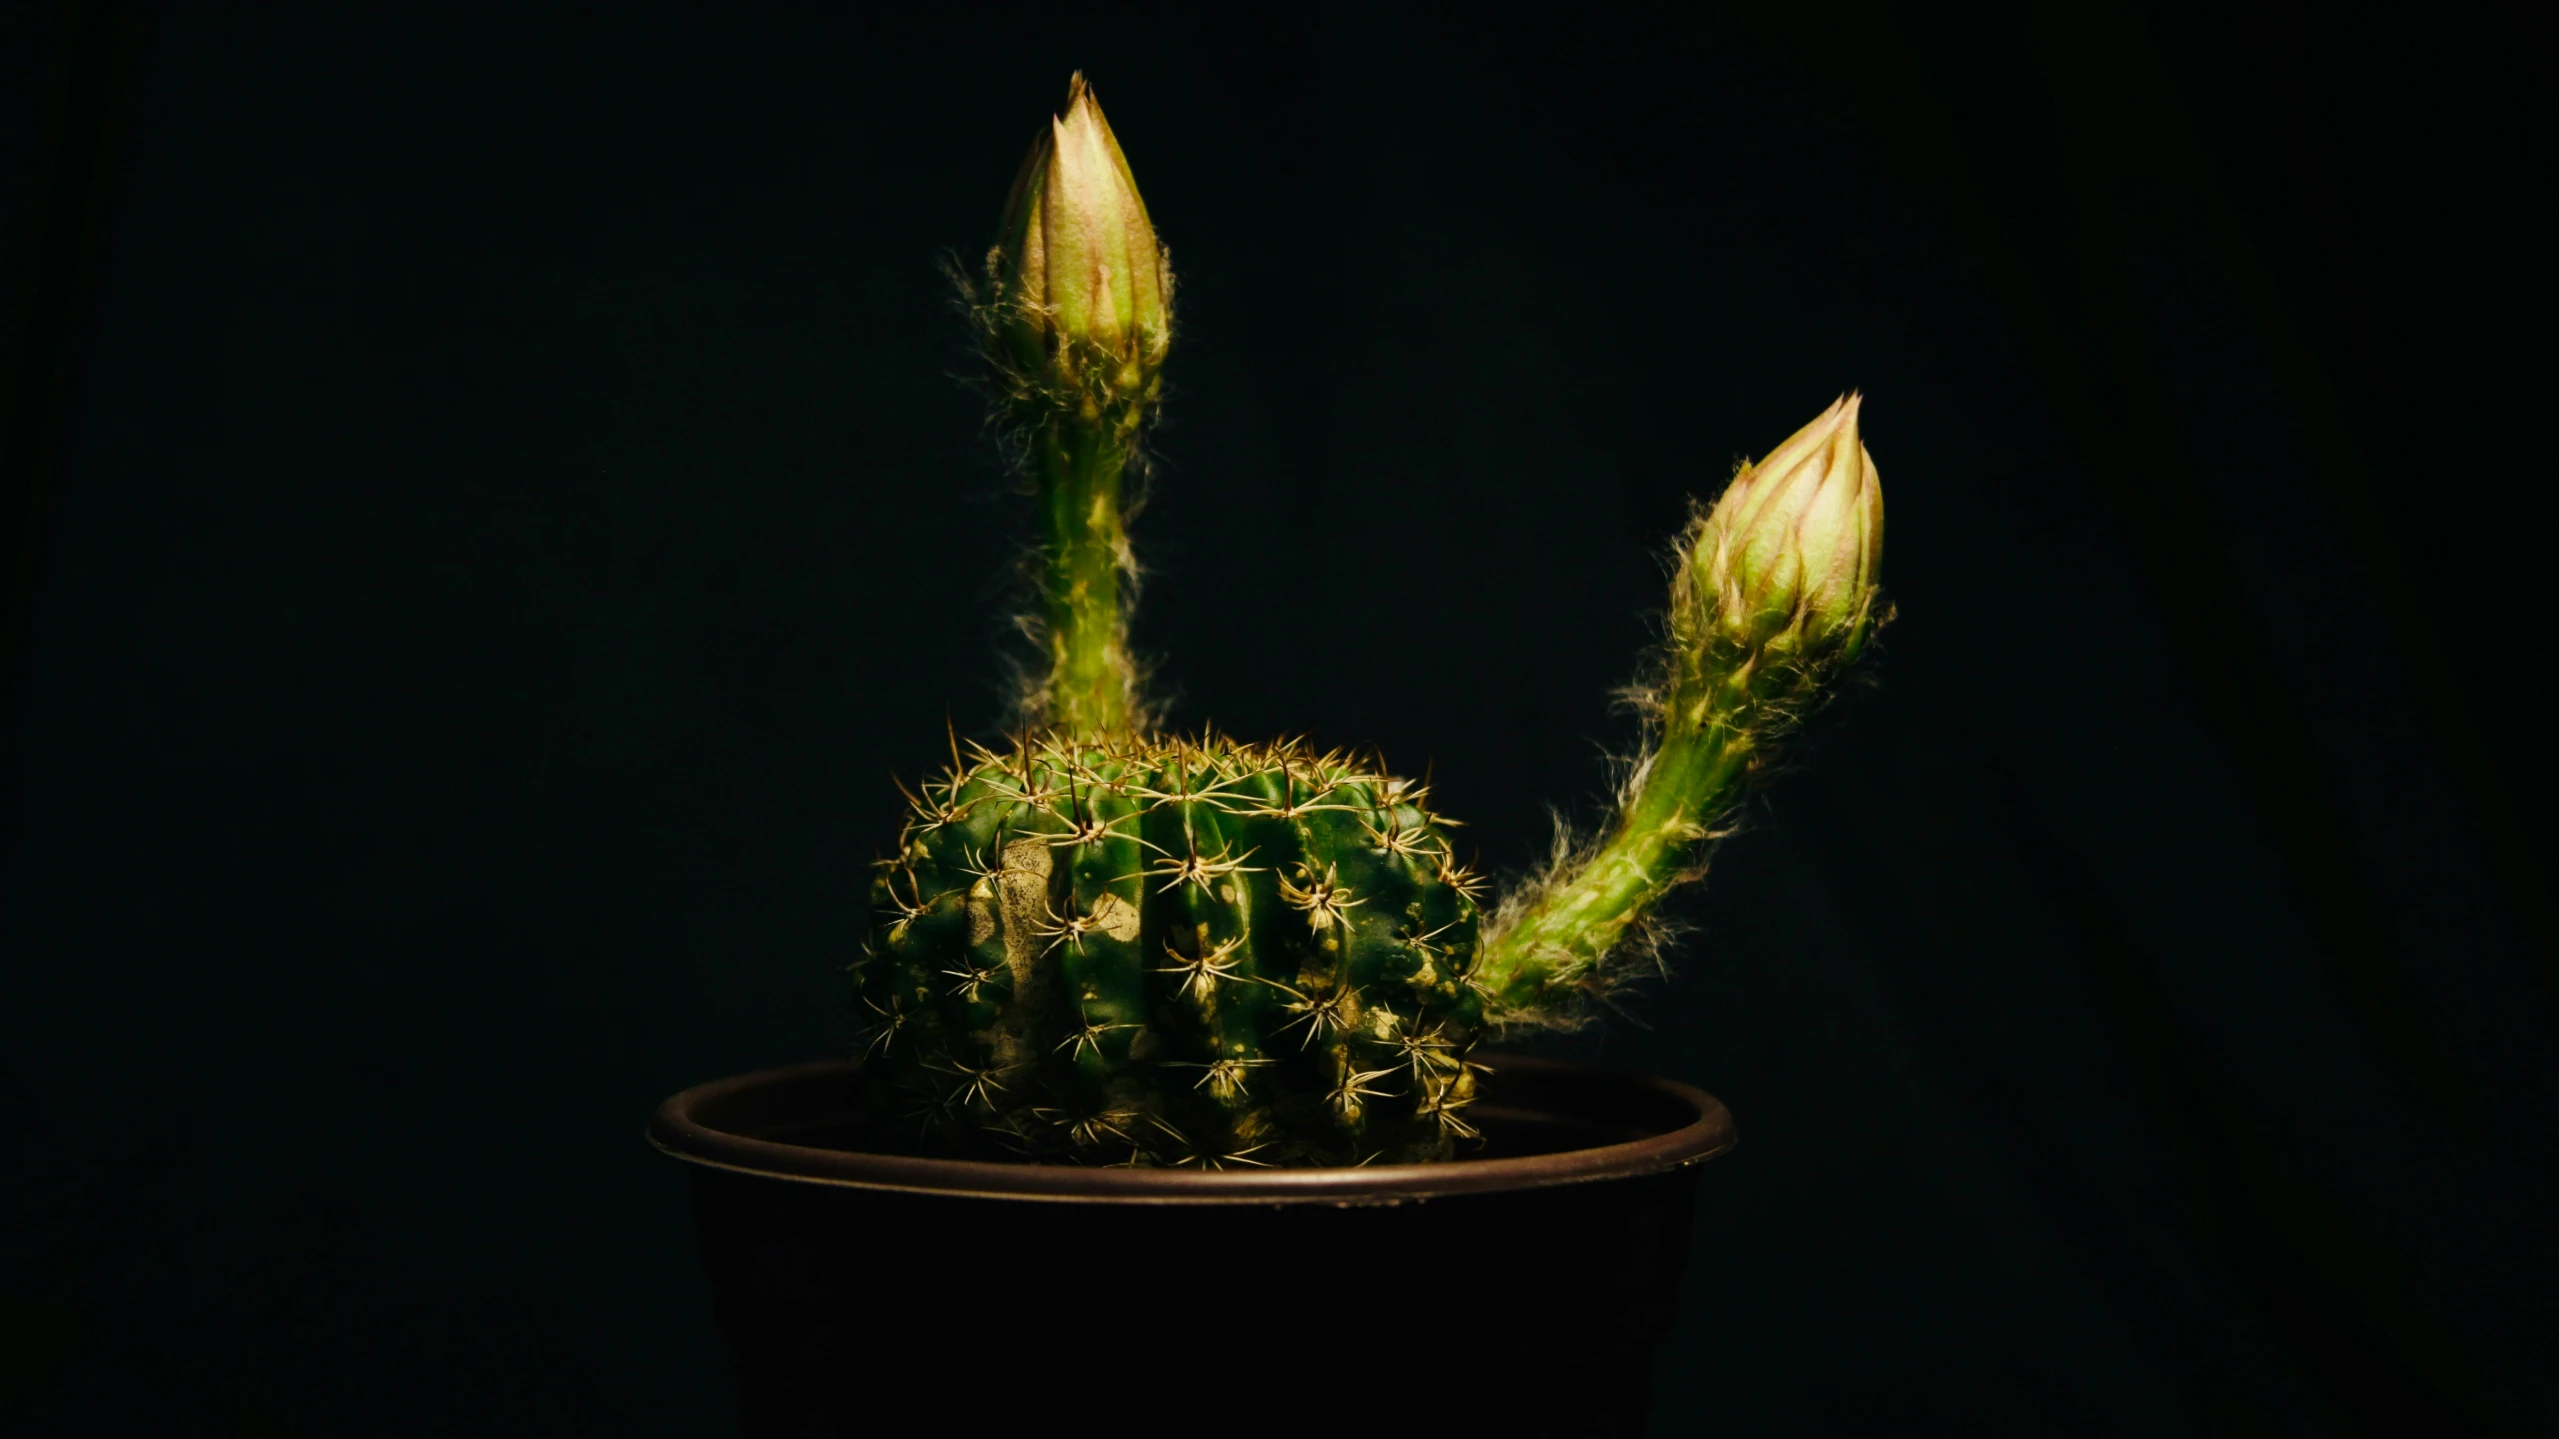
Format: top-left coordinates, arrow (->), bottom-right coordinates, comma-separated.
650,1054 -> 1734,1437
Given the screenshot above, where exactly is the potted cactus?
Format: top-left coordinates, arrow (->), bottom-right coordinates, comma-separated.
652,75 -> 1884,1436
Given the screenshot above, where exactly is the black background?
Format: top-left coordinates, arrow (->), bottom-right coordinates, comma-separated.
6,3 -> 2553,1434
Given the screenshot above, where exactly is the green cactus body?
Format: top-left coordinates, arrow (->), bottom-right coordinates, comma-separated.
858,735 -> 1489,1166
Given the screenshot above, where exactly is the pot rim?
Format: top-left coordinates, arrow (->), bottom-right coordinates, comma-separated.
648,1052 -> 1734,1206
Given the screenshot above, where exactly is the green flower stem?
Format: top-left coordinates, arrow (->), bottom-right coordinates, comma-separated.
1036,411 -> 1136,736
1474,665 -> 1761,1014
1473,397 -> 1880,1025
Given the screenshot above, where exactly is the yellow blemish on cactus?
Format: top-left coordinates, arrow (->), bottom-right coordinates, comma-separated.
1089,891 -> 1141,941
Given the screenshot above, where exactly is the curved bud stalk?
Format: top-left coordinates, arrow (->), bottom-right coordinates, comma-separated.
976,74 -> 1173,738
1474,397 -> 1886,1023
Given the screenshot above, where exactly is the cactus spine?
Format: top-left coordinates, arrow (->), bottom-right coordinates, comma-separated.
857,78 -> 1885,1165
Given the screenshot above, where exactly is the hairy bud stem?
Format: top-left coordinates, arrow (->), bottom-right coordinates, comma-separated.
973,74 -> 1172,737
1475,397 -> 1885,1022
1035,416 -> 1140,735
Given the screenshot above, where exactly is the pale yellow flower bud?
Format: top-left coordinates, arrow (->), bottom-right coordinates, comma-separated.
1694,394 -> 1884,660
996,74 -> 1172,409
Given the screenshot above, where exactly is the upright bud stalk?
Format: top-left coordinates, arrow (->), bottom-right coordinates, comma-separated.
1475,397 -> 1885,1019
982,75 -> 1173,737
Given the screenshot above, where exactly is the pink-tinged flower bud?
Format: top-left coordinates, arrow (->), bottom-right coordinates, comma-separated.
1692,394 -> 1885,660
996,74 -> 1172,409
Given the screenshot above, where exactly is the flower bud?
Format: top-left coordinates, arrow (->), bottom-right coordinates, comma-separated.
1692,394 -> 1884,660
996,74 -> 1173,410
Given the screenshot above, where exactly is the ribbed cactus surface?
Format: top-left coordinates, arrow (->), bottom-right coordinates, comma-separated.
858,734 -> 1489,1166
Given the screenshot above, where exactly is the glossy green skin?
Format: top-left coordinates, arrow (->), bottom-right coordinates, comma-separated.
857,736 -> 1488,1166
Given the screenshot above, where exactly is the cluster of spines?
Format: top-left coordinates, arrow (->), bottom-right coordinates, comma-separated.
855,732 -> 1493,1167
